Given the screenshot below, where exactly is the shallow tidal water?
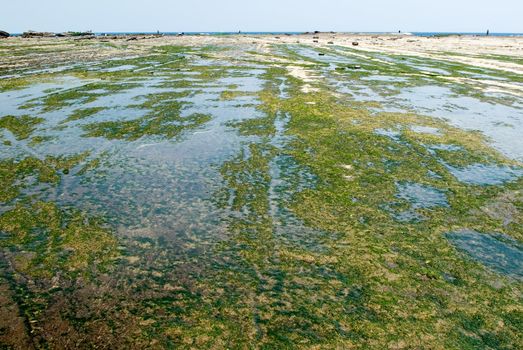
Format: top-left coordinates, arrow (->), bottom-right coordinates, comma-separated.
0,38 -> 522,348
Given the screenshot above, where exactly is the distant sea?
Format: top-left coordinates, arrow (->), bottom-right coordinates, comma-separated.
9,31 -> 523,37
411,32 -> 523,37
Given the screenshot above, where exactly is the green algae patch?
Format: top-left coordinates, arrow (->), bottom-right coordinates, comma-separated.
28,135 -> 55,146
227,116 -> 276,137
83,112 -> 211,141
82,92 -> 211,140
0,153 -> 89,203
209,65 -> 523,348
22,82 -> 141,112
62,106 -> 107,124
0,201 -> 118,278
0,73 -> 58,92
219,90 -> 256,101
0,150 -> 119,344
0,115 -> 44,140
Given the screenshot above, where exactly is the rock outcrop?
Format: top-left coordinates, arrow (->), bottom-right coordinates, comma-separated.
22,31 -> 55,38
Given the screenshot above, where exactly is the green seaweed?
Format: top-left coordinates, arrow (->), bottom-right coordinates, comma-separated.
0,115 -> 44,140
0,201 -> 118,278
22,82 -> 140,112
61,106 -> 107,123
82,93 -> 211,140
0,36 -> 522,349
83,112 -> 211,140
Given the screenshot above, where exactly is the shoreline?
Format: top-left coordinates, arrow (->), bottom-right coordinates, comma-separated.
3,34 -> 522,76
4,31 -> 523,38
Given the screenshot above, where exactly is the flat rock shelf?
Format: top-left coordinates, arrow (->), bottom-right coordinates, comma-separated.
0,34 -> 522,349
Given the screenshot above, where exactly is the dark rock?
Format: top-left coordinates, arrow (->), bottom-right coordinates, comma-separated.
74,35 -> 95,40
65,31 -> 93,37
327,41 -> 334,44
318,53 -> 325,56
352,42 -> 359,46
126,37 -> 138,41
22,31 -> 55,38
0,31 -> 9,38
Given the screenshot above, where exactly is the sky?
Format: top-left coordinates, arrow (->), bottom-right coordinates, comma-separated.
1,0 -> 522,34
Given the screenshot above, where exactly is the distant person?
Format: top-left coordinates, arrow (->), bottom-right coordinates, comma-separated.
486,29 -> 490,36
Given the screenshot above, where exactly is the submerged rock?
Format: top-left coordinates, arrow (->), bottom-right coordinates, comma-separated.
447,163 -> 523,186
446,230 -> 523,280
395,182 -> 448,209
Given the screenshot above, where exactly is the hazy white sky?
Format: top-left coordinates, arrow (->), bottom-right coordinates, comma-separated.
1,0 -> 522,33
